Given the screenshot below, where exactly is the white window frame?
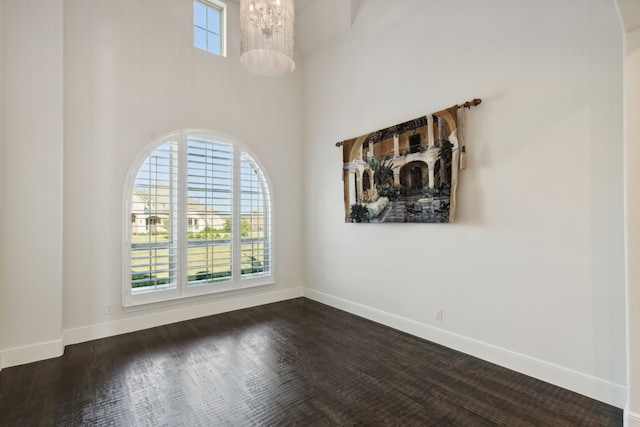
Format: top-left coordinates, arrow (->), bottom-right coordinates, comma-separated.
194,0 -> 227,57
123,129 -> 274,308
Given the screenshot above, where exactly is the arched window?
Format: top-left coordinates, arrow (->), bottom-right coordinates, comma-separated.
123,130 -> 273,307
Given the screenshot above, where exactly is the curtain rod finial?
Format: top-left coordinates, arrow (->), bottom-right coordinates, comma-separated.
463,98 -> 482,109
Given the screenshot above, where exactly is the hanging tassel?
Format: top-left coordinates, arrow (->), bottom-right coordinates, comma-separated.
459,106 -> 467,170
460,146 -> 467,170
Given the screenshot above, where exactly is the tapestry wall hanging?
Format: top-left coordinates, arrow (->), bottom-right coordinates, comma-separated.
339,99 -> 481,223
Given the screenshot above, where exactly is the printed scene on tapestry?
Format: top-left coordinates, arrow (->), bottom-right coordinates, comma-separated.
340,100 -> 480,223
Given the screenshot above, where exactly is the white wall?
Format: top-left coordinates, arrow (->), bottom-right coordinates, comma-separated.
0,0 -> 64,368
61,0 -> 304,341
624,25 -> 640,427
0,0 -> 631,413
303,0 -> 626,406
0,0 -> 304,366
0,0 -> 3,368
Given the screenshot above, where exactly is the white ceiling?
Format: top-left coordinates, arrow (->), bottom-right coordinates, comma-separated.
227,0 -> 362,57
296,0 -> 349,57
295,0 -> 366,57
615,0 -> 640,32
236,0 -> 638,57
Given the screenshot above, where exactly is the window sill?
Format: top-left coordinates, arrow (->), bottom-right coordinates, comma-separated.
123,279 -> 275,313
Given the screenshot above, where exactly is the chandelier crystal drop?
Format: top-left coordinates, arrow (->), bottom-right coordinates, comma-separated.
240,0 -> 295,77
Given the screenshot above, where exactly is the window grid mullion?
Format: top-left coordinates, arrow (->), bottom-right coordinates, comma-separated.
261,169 -> 271,273
233,147 -> 242,283
178,133 -> 189,294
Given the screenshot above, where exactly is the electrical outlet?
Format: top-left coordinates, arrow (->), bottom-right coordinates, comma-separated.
435,308 -> 443,321
105,304 -> 113,315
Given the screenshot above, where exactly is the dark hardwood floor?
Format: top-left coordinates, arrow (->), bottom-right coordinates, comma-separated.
0,298 -> 622,426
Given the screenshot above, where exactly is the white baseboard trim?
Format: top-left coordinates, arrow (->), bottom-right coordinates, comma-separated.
64,287 -> 304,346
304,288 -> 626,408
0,288 -> 303,372
0,338 -> 64,370
626,410 -> 640,427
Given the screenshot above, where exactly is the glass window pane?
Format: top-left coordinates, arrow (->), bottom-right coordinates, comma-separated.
186,138 -> 233,286
240,153 -> 270,278
207,7 -> 220,34
126,132 -> 272,306
131,141 -> 179,293
194,27 -> 207,50
194,1 -> 207,28
207,33 -> 221,55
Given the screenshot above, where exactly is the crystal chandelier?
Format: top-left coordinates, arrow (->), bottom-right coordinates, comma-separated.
240,0 -> 295,77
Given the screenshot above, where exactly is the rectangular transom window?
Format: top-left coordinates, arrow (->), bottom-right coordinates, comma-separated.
194,0 -> 226,56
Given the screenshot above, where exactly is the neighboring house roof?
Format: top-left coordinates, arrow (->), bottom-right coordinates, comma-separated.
132,186 -> 224,219
187,198 -> 218,215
